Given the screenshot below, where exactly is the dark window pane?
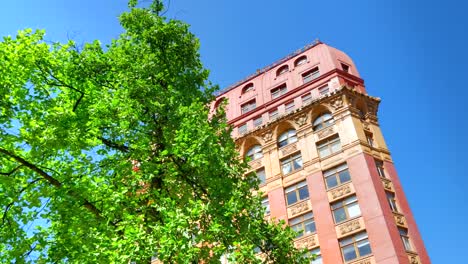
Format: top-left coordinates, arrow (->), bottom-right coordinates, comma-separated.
339,170 -> 351,183
298,186 -> 309,200
305,221 -> 316,234
326,176 -> 338,189
357,240 -> 372,257
293,158 -> 302,170
287,192 -> 297,205
342,245 -> 357,261
334,208 -> 347,223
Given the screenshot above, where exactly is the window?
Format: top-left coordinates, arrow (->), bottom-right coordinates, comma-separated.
341,63 -> 350,73
253,116 -> 263,127
375,159 -> 386,178
278,129 -> 298,148
312,113 -> 334,131
324,163 -> 351,189
269,108 -> 279,121
281,153 -> 303,175
290,212 -> 316,238
317,136 -> 341,158
331,195 -> 361,224
276,65 -> 289,76
242,83 -> 254,93
308,248 -> 323,264
302,93 -> 312,105
302,67 -> 320,84
238,123 -> 248,135
365,132 -> 374,147
386,191 -> 399,212
318,85 -> 329,96
295,56 -> 308,67
285,101 -> 295,113
257,168 -> 266,185
339,232 -> 372,262
246,145 -> 262,161
399,228 -> 412,251
285,180 -> 309,205
241,99 -> 256,114
271,84 -> 287,99
262,197 -> 270,215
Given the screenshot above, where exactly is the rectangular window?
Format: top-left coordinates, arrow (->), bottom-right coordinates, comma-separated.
318,85 -> 329,96
238,123 -> 247,135
285,101 -> 295,113
257,168 -> 266,185
386,191 -> 399,212
302,67 -> 320,84
365,132 -> 374,147
253,116 -> 263,127
399,228 -> 412,251
285,180 -> 309,205
271,84 -> 287,99
269,108 -> 279,121
309,248 -> 323,264
301,93 -> 312,105
241,99 -> 256,114
324,163 -> 351,189
281,153 -> 303,175
290,212 -> 316,238
262,197 -> 270,215
375,159 -> 386,178
317,136 -> 341,158
331,195 -> 361,224
339,232 -> 372,262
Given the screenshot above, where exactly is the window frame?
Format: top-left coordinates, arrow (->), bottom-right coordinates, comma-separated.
308,247 -> 323,264
240,99 -> 256,114
365,132 -> 374,147
331,195 -> 361,224
290,212 -> 316,238
253,116 -> 263,127
301,93 -> 312,105
262,196 -> 270,215
245,145 -> 263,161
339,232 -> 372,262
317,136 -> 341,158
285,101 -> 295,113
324,163 -> 351,189
281,152 -> 303,175
285,180 -> 309,206
242,83 -> 254,94
257,168 -> 266,186
386,191 -> 399,213
238,123 -> 248,135
302,67 -> 320,84
276,65 -> 289,76
294,55 -> 308,67
312,113 -> 334,131
271,84 -> 288,99
375,159 -> 386,178
269,108 -> 279,121
399,228 -> 413,252
278,129 -> 298,148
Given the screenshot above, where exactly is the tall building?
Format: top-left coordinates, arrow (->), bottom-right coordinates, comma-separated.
213,41 -> 430,264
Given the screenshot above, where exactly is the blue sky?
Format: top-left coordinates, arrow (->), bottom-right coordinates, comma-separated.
1,0 -> 466,262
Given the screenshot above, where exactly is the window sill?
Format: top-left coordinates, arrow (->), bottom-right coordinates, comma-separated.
345,254 -> 374,264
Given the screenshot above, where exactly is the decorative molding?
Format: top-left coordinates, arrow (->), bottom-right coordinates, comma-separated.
408,253 -> 420,264
330,184 -> 352,200
248,159 -> 262,170
393,212 -> 407,227
294,234 -> 317,249
294,114 -> 308,127
349,257 -> 374,264
281,142 -> 298,157
338,218 -> 362,236
261,130 -> 273,142
316,126 -> 336,140
381,178 -> 393,191
289,201 -> 310,217
331,97 -> 344,109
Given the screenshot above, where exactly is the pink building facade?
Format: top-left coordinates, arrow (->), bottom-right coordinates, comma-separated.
214,41 -> 430,264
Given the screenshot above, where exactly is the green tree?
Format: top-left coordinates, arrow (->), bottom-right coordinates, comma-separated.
0,1 -> 309,263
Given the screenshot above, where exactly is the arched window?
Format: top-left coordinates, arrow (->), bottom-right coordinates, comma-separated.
246,145 -> 263,161
242,83 -> 254,94
213,97 -> 226,112
294,56 -> 307,67
313,113 -> 334,131
276,65 -> 289,76
278,129 -> 297,148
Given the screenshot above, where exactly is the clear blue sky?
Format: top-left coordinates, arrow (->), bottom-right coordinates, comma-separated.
1,0 -> 465,262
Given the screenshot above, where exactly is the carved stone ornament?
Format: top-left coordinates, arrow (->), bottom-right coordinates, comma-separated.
261,130 -> 273,142
367,104 -> 377,115
294,235 -> 316,249
331,184 -> 352,200
353,258 -> 372,264
290,201 -> 310,216
294,114 -> 308,127
382,179 -> 392,191
362,121 -> 370,131
331,97 -> 344,109
339,219 -> 361,235
281,143 -> 298,157
317,126 -> 335,140
394,214 -> 406,226
410,256 -> 420,264
248,159 -> 262,170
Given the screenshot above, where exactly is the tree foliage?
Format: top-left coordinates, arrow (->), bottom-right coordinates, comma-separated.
0,1 -> 309,263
